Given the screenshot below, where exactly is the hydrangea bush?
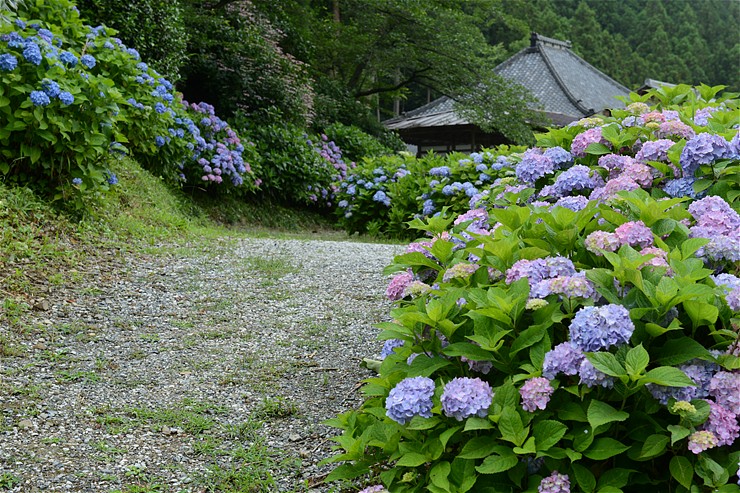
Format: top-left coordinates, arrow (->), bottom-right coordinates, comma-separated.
0,0 -> 260,208
324,86 -> 740,492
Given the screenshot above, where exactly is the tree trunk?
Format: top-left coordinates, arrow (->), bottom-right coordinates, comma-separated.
333,0 -> 340,23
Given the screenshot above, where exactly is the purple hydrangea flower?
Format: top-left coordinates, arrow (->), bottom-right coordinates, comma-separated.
689,195 -> 740,238
598,154 -> 631,175
0,53 -> 18,71
441,377 -> 493,420
569,305 -> 634,352
543,342 -> 585,379
571,127 -> 609,157
688,430 -> 718,454
638,247 -> 671,272
647,359 -> 719,404
656,120 -> 696,140
386,376 -> 436,424
680,133 -> 732,177
614,221 -> 654,249
454,208 -> 489,230
506,257 -> 575,286
538,471 -> 571,493
552,165 -> 602,195
589,175 -> 640,202
579,358 -> 615,388
516,148 -> 555,184
380,339 -> 405,359
29,90 -> 50,106
585,230 -> 620,255
543,273 -> 597,300
622,161 -> 654,187
358,486 -> 387,493
520,377 -> 554,412
702,400 -> 739,446
635,139 -> 676,164
709,371 -> 740,415
386,270 -> 414,301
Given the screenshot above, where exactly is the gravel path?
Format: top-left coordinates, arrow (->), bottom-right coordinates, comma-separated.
0,237 -> 403,492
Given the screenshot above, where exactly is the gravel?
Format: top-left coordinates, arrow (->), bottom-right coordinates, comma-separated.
0,236 -> 404,492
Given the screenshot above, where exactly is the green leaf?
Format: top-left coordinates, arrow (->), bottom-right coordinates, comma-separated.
464,417 -> 493,431
457,437 -> 501,459
407,355 -> 452,377
430,461 -> 451,490
639,434 -> 670,459
583,438 -> 629,460
533,420 -> 568,451
683,300 -> 718,328
498,408 -> 527,446
396,452 -> 428,467
654,337 -> 712,366
587,400 -> 629,430
625,344 -> 650,377
670,455 -> 694,489
586,352 -> 627,378
509,326 -> 546,356
642,366 -> 696,387
667,424 -> 691,445
585,142 -> 612,155
475,453 -> 518,474
324,462 -> 369,481
572,463 -> 597,493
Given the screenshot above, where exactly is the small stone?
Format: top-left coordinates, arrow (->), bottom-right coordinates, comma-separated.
18,419 -> 33,429
288,433 -> 301,442
161,426 -> 171,435
33,299 -> 50,311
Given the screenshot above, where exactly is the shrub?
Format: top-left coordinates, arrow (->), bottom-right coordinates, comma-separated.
324,85 -> 740,491
323,122 -> 394,163
76,0 -> 187,83
0,0 -> 259,209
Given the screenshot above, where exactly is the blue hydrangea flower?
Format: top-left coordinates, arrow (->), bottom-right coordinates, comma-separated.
337,200 -> 348,208
380,339 -> 405,359
58,91 -> 73,105
155,136 -> 166,147
23,42 -> 42,65
543,146 -> 573,169
553,165 -> 601,195
429,166 -> 451,177
516,148 -> 555,184
441,377 -> 493,420
711,273 -> 740,294
422,199 -> 435,216
647,359 -> 719,404
127,48 -> 140,60
106,172 -> 118,185
490,155 -> 510,170
0,53 -> 18,71
475,163 -> 487,172
59,51 -> 78,67
372,190 -> 391,206
569,304 -> 634,352
72,177 -> 82,185
80,54 -> 96,69
662,177 -> 703,199
386,376 -> 435,424
554,195 -> 589,212
29,90 -> 51,106
41,79 -> 61,97
578,359 -> 614,388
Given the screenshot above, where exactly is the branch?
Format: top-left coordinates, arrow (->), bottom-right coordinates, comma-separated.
353,67 -> 432,98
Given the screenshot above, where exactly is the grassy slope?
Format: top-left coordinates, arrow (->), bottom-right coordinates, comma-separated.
0,156 -> 341,310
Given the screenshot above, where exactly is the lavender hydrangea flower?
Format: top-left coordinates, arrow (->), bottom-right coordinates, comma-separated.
622,161 -> 654,187
506,257 -> 575,286
689,195 -> 740,238
589,175 -> 640,202
688,430 -> 718,454
585,230 -> 620,255
543,342 -> 585,379
709,371 -> 740,415
441,377 -> 493,420
386,270 -> 414,301
579,358 -> 615,388
702,400 -> 739,446
538,471 -> 571,493
520,377 -> 554,412
680,133 -> 732,177
454,208 -> 489,231
635,139 -> 676,164
380,339 -> 405,359
727,289 -> 740,311
386,376 -> 435,424
571,127 -> 609,157
693,107 -> 718,126
543,146 -> 573,169
598,154 -> 631,175
516,148 -> 555,184
614,221 -> 654,249
553,195 -> 590,212
711,274 -> 740,294
358,486 -> 387,493
544,273 -> 597,300
569,305 -> 634,352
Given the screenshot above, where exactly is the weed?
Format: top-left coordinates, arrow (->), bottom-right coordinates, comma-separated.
253,397 -> 297,419
0,472 -> 21,489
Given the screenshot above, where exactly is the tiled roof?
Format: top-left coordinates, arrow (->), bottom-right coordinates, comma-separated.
385,33 -> 631,131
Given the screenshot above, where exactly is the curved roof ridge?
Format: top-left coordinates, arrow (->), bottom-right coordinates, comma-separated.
546,44 -> 631,95
536,43 -> 593,115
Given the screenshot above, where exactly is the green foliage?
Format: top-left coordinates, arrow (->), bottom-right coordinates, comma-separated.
180,0 -> 313,125
324,85 -> 740,491
322,122 -> 397,163
76,0 -> 187,82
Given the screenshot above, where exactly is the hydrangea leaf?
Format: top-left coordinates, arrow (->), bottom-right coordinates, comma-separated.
639,434 -> 670,459
667,425 -> 691,446
583,437 -> 629,460
641,366 -> 696,387
571,463 -> 597,493
587,400 -> 629,430
533,420 -> 567,451
669,455 -> 694,489
474,452 -> 518,475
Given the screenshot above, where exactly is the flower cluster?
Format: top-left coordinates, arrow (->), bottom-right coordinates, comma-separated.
520,377 -> 554,412
385,377 -> 436,425
440,377 -> 493,420
538,471 -> 571,493
687,195 -> 740,263
569,304 -> 634,351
